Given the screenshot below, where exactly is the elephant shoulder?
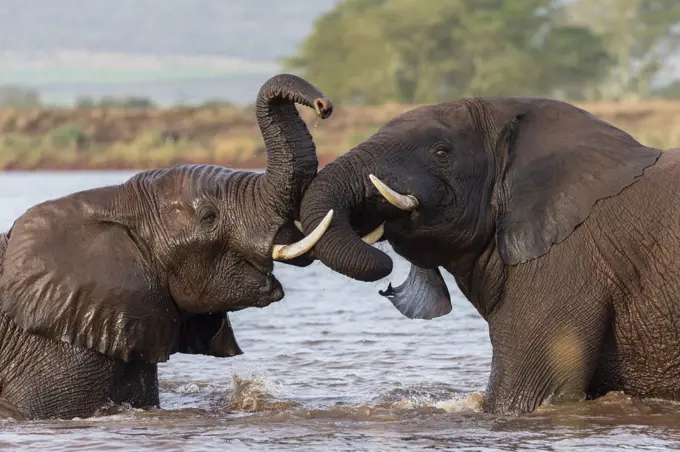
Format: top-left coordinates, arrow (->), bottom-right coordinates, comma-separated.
617,149 -> 680,204
649,148 -> 680,176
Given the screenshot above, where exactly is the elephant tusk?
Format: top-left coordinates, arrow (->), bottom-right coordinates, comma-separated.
296,218 -> 383,245
361,222 -> 384,245
273,210 -> 334,260
369,174 -> 419,211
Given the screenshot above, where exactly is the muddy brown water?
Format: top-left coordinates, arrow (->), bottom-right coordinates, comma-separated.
0,171 -> 679,451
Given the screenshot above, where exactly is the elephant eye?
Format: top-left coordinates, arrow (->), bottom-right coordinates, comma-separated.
431,145 -> 449,160
200,209 -> 218,229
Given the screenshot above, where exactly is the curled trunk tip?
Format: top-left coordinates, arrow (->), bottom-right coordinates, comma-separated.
255,73 -> 334,218
313,98 -> 333,119
256,73 -> 333,116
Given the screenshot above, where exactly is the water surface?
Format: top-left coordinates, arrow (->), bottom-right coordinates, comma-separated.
0,171 -> 679,451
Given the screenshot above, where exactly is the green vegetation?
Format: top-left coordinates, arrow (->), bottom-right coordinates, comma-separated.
285,0 -> 680,103
563,0 -> 680,100
74,96 -> 156,110
1,100 -> 680,170
0,86 -> 42,109
2,0 -> 680,170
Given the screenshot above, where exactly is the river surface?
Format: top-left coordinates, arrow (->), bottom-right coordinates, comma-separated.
0,171 -> 680,451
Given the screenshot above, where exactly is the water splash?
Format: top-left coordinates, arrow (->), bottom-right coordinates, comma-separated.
223,375 -> 299,413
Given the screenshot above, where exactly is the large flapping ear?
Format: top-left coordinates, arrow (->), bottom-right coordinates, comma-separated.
0,189 -> 181,363
175,312 -> 243,357
487,98 -> 661,265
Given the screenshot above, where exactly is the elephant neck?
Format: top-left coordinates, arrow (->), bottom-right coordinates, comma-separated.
444,242 -> 508,320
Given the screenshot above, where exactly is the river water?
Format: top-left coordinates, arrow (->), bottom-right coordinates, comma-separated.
0,171 -> 679,451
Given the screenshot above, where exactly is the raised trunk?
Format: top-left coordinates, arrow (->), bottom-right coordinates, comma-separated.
255,74 -> 332,220
299,154 -> 393,281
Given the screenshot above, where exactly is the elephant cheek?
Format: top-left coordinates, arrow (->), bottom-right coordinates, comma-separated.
215,260 -> 284,311
169,270 -> 225,313
384,223 -> 437,269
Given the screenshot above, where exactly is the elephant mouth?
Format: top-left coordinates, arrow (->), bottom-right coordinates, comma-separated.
256,274 -> 284,307
353,174 -> 422,245
313,174 -> 451,320
232,266 -> 285,310
302,174 -> 421,250
298,172 -> 426,282
351,175 -> 444,269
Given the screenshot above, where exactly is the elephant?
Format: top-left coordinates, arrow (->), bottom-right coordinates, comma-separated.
298,96 -> 680,414
0,73 -> 335,420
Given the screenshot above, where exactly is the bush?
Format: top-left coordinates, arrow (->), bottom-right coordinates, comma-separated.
49,124 -> 89,150
75,95 -> 156,110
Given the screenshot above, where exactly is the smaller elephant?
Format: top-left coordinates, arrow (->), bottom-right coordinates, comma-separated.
0,74 -> 334,420
300,96 -> 680,414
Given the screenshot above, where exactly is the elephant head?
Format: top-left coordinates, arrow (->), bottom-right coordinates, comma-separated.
0,74 -> 334,363
299,98 -> 660,318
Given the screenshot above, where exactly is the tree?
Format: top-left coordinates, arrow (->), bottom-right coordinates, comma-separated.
283,0 -> 397,104
284,0 -> 612,104
653,81 -> 680,99
564,0 -> 680,100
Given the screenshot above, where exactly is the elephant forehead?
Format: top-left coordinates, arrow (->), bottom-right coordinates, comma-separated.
383,105 -> 474,138
375,121 -> 450,146
135,164 -> 236,197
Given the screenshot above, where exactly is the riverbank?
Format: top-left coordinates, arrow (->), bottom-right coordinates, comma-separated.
1,99 -> 679,170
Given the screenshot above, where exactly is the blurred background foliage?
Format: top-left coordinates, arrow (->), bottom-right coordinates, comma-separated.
2,0 -> 680,169
285,0 -> 680,104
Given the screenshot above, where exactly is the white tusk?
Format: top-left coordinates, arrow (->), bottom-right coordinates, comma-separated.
294,220 -> 303,232
362,222 -> 384,245
272,210 -> 334,260
369,174 -> 419,211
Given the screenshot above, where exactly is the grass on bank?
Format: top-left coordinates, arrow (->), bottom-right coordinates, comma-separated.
1,100 -> 679,170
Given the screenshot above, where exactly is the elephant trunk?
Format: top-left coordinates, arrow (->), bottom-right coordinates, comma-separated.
299,153 -> 393,281
256,74 -> 332,220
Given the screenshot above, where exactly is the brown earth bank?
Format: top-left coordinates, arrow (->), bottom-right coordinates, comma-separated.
0,155 -> 339,171
1,100 -> 679,171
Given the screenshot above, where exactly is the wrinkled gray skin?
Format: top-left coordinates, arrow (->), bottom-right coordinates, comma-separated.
0,74 -> 333,420
300,97 -> 680,414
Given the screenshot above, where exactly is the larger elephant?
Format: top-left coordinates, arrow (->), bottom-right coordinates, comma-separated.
0,74 -> 334,420
299,97 -> 680,414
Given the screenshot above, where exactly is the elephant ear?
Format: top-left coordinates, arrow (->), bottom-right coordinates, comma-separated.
175,312 -> 243,358
0,190 -> 181,363
0,233 -> 7,277
491,98 -> 661,265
